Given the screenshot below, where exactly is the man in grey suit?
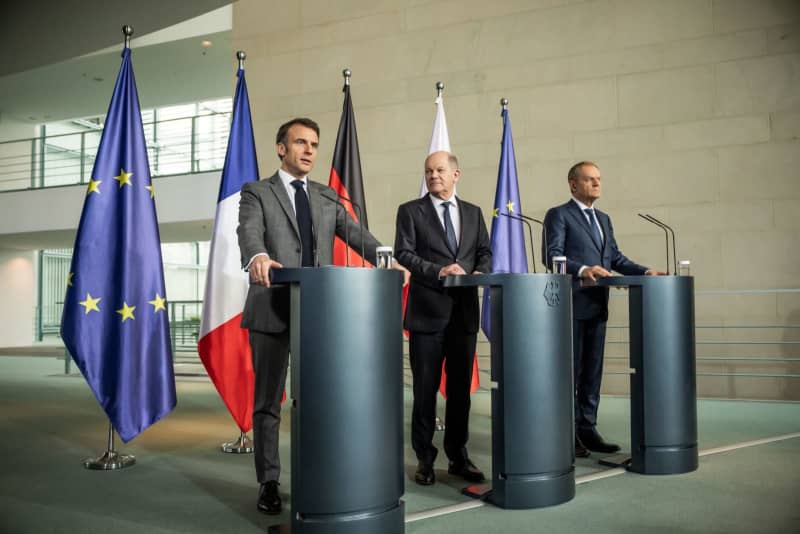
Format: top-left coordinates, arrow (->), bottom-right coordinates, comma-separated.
237,117 -> 406,514
543,161 -> 663,458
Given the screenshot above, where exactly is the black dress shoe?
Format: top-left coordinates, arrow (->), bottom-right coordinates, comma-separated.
415,462 -> 435,485
575,436 -> 591,458
257,480 -> 282,515
578,427 -> 621,453
448,458 -> 485,483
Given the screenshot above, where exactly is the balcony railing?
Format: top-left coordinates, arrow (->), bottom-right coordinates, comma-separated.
0,112 -> 231,192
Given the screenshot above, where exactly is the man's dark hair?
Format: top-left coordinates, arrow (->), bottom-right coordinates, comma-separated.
567,161 -> 598,181
275,117 -> 320,147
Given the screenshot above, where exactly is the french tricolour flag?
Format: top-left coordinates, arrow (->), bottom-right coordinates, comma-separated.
198,66 -> 259,432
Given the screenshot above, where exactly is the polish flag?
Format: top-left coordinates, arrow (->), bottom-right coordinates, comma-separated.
410,90 -> 480,396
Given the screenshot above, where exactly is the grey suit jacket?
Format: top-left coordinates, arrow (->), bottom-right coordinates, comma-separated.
237,172 -> 381,333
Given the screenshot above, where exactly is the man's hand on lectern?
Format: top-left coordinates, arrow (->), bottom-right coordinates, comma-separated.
250,255 -> 283,288
391,260 -> 411,287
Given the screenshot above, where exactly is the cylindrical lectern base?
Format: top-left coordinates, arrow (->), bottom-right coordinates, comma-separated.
294,502 -> 405,534
490,468 -> 575,509
631,444 -> 699,475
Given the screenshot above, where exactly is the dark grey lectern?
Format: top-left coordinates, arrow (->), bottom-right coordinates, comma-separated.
271,267 -> 405,534
445,273 -> 575,509
597,276 -> 698,475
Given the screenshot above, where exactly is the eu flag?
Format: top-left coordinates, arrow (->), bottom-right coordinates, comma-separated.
61,47 -> 176,443
481,107 -> 528,341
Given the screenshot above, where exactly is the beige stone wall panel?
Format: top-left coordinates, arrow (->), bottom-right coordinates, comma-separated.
664,29 -> 767,70
718,141 -> 800,201
715,53 -> 800,116
618,66 -> 715,126
712,0 -> 800,34
767,23 -> 800,54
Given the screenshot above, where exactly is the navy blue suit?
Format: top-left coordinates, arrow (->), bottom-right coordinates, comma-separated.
543,200 -> 648,429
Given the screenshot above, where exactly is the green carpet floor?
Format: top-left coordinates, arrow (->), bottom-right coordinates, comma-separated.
0,356 -> 797,533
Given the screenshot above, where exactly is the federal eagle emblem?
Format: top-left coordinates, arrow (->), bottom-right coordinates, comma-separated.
543,280 -> 560,307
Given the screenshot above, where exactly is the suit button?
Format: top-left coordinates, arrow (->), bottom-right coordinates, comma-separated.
295,248 -> 301,253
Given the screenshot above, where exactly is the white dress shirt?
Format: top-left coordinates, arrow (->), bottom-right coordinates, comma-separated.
429,193 -> 461,246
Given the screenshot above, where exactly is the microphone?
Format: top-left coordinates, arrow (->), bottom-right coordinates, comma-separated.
318,192 -> 351,267
641,213 -> 677,275
332,192 -> 366,268
499,212 -> 536,273
637,213 -> 673,275
518,213 -> 549,273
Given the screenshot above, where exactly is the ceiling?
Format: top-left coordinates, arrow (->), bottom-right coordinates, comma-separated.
0,0 -> 235,126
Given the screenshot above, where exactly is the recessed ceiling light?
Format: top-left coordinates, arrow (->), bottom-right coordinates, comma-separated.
201,40 -> 213,48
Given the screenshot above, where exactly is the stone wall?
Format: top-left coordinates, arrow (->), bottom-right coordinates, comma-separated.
234,0 -> 800,399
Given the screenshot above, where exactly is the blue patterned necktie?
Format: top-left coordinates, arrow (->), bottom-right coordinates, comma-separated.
442,201 -> 458,258
584,208 -> 603,250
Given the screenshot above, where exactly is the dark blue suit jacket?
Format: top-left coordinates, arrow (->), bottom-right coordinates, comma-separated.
543,200 -> 647,321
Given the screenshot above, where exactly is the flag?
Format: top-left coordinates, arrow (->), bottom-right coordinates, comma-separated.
481,107 -> 528,341
60,47 -> 176,443
197,66 -> 259,433
328,81 -> 370,266
407,92 -> 478,395
418,95 -> 451,196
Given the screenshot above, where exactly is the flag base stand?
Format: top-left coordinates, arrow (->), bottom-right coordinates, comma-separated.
84,450 -> 136,470
221,431 -> 253,454
84,423 -> 135,470
435,416 -> 445,432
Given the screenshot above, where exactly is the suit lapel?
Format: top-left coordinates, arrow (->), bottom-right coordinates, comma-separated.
596,209 -> 610,253
456,196 -> 471,255
267,173 -> 300,239
566,200 -> 601,253
307,182 -> 324,243
420,195 -> 453,255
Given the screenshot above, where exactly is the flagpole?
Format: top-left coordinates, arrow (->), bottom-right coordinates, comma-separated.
122,24 -> 132,49
217,50 -> 256,455
433,80 -> 447,433
81,25 -> 141,471
84,422 -> 136,470
222,430 -> 254,453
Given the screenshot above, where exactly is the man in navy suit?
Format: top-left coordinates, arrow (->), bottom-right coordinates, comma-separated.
543,161 -> 662,457
395,151 -> 492,485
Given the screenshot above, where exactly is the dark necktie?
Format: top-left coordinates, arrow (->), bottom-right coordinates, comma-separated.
442,201 -> 458,258
291,180 -> 314,266
584,208 -> 603,250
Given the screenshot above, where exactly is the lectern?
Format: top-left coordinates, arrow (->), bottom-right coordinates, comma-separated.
445,273 -> 575,509
597,276 -> 698,475
272,267 -> 405,533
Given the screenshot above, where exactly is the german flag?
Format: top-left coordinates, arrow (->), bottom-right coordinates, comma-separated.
328,77 -> 370,266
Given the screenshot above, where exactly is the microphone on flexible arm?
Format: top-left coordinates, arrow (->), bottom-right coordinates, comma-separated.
332,192 -> 366,268
637,213 -> 674,275
317,192 -> 351,267
517,213 -> 549,273
499,212 -> 536,273
641,213 -> 677,275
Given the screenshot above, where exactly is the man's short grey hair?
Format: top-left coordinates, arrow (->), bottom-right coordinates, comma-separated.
567,161 -> 598,181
